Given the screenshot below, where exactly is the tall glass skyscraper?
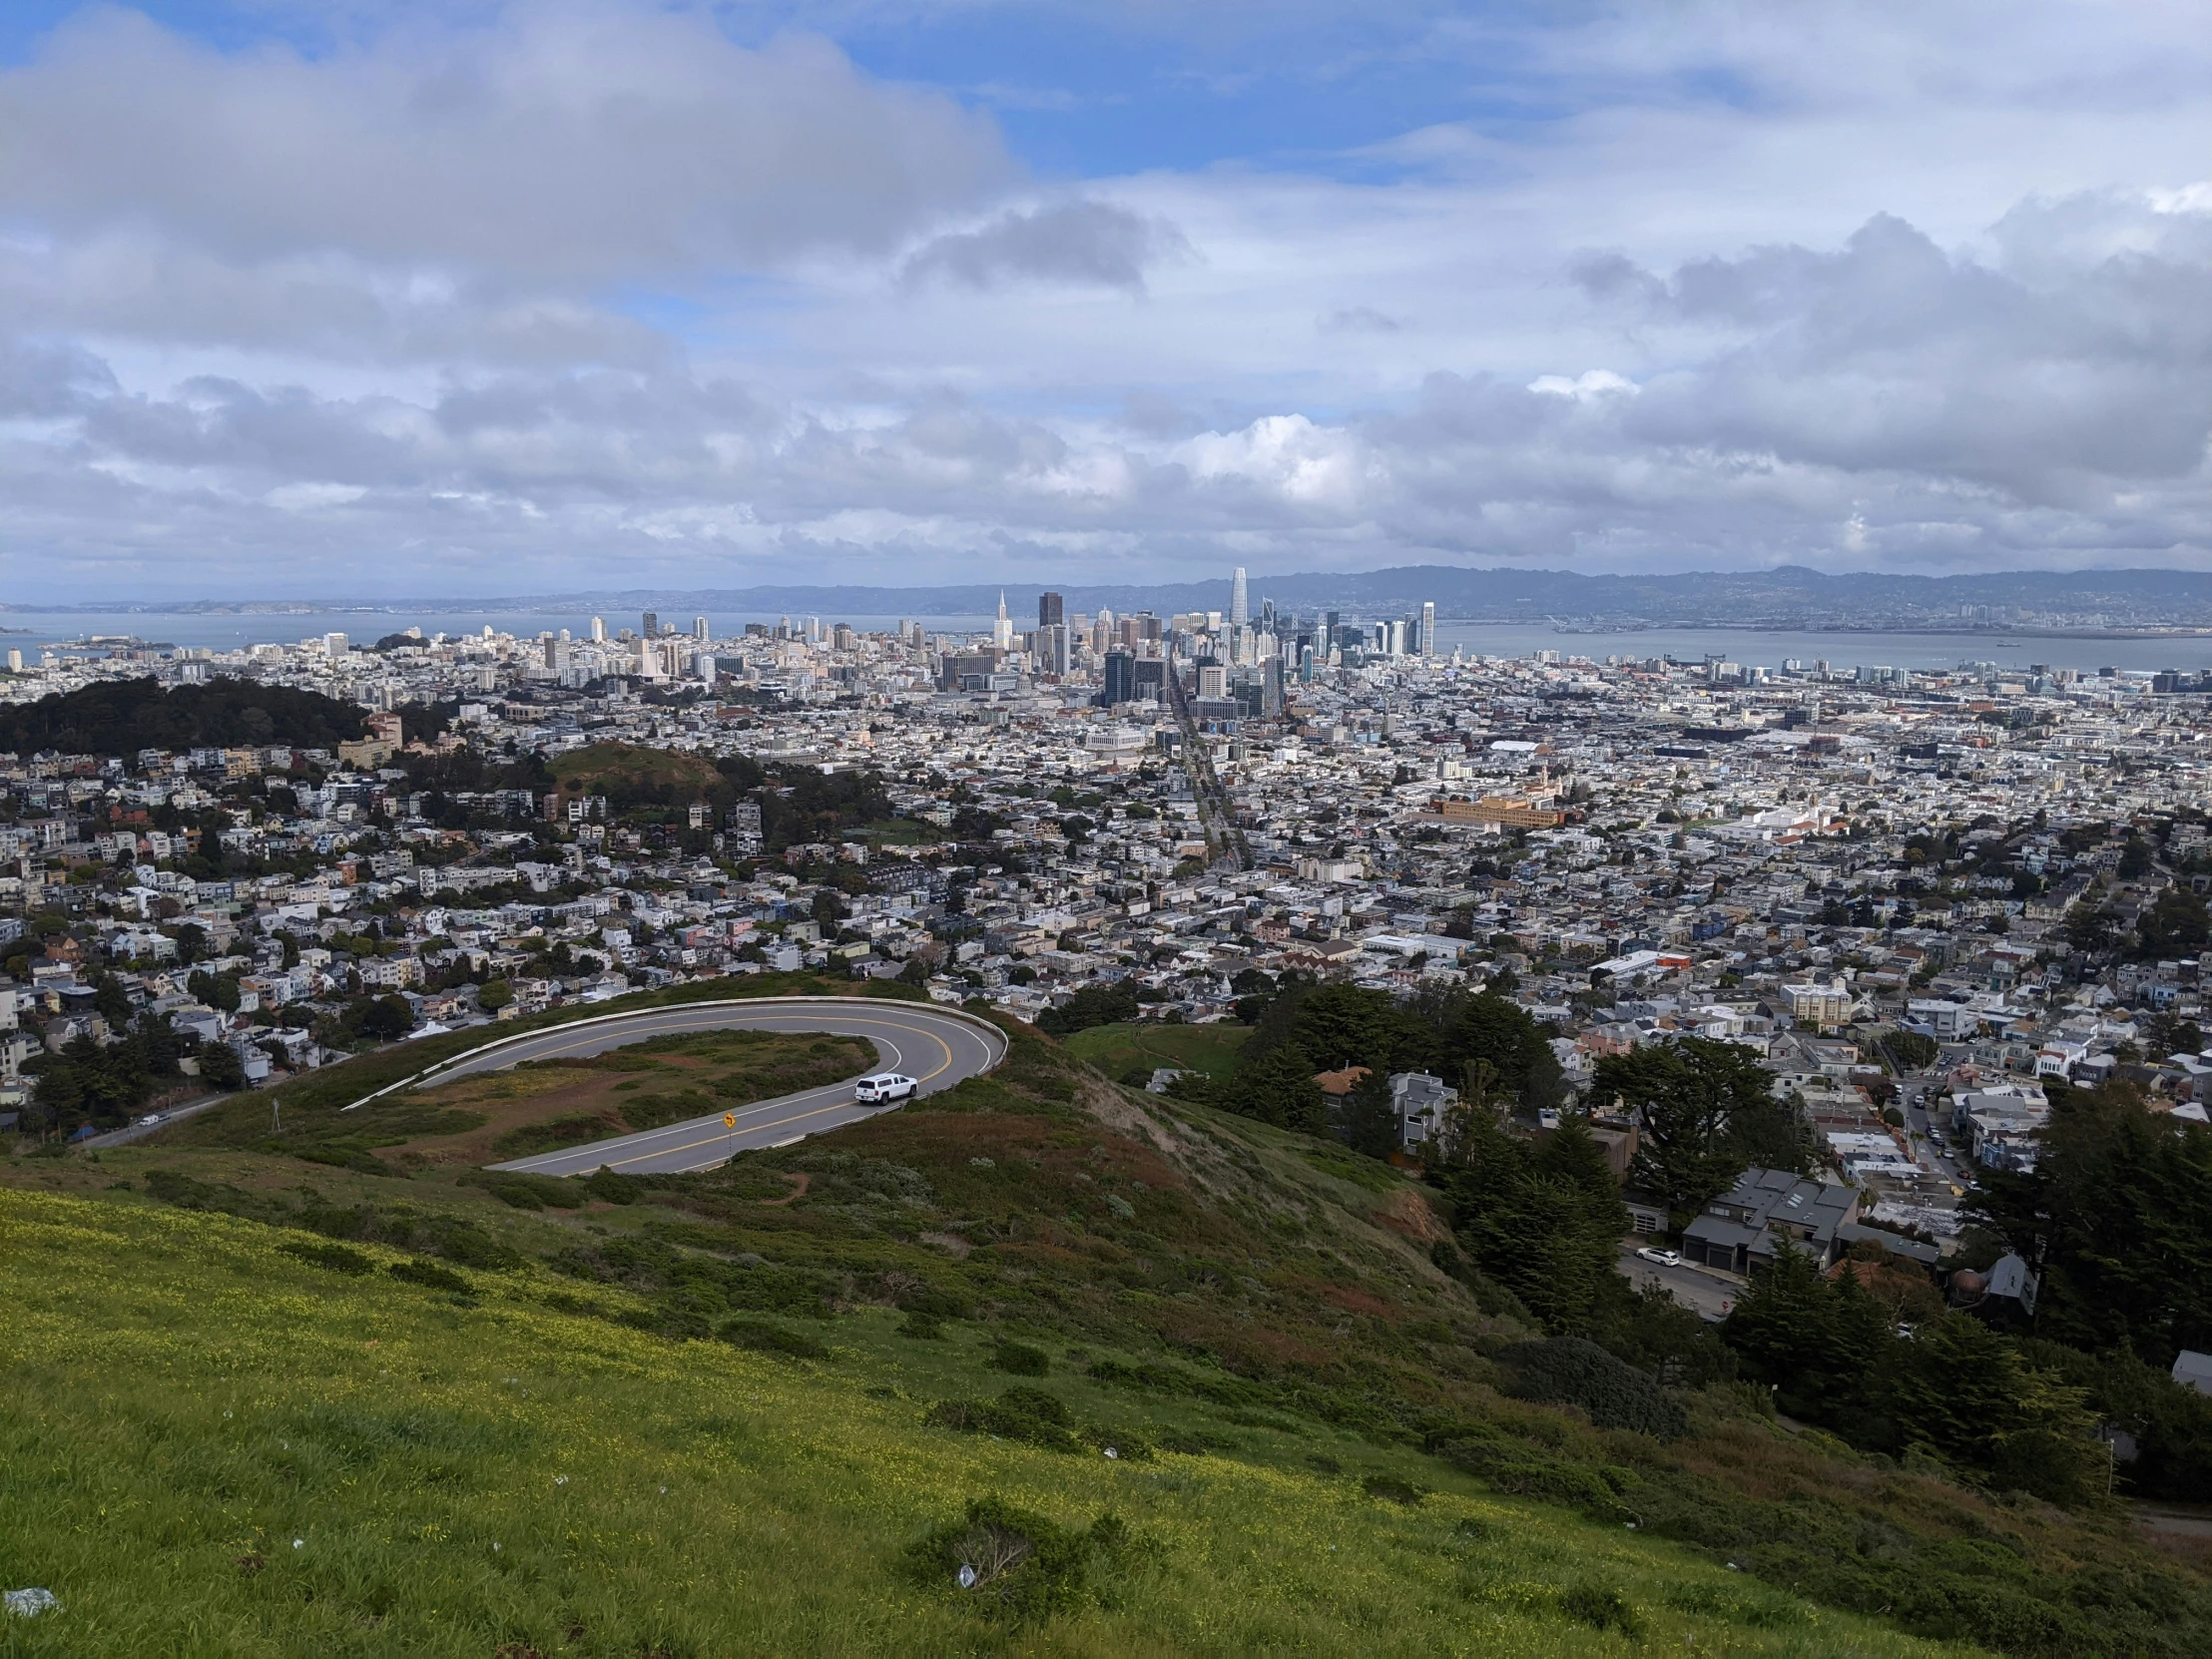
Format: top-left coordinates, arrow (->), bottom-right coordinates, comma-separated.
1230,567 -> 1249,627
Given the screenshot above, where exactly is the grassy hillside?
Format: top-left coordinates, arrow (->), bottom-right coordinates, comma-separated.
5,1008 -> 2205,1655
3,1188 -> 1944,1658
1059,1019 -> 1252,1088
550,741 -> 724,799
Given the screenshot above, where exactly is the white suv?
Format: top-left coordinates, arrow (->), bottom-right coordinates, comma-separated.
853,1073 -> 917,1103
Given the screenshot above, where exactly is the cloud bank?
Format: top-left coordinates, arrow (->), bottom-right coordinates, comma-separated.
0,0 -> 2208,598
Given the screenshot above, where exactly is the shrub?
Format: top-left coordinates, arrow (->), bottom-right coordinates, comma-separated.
925,1387 -> 1084,1453
279,1239 -> 374,1276
388,1259 -> 471,1295
904,1496 -> 1143,1624
898,1313 -> 943,1340
1560,1581 -> 1644,1637
720,1319 -> 829,1360
1498,1336 -> 1689,1439
580,1167 -> 642,1205
989,1340 -> 1051,1377
1362,1474 -> 1424,1505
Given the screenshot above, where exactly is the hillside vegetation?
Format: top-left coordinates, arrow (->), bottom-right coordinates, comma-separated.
0,676 -> 366,757
4,1001 -> 2206,1655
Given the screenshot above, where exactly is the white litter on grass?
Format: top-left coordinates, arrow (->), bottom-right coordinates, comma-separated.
5,1589 -> 59,1618
291,1540 -> 304,1550
492,1543 -> 501,1553
554,1474 -> 569,1486
1103,1446 -> 1119,1460
956,1565 -> 978,1589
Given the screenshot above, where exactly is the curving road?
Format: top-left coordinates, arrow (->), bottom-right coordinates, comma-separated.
409,997 -> 1005,1178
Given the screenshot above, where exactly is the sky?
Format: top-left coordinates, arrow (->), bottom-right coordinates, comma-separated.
2,0 -> 2210,601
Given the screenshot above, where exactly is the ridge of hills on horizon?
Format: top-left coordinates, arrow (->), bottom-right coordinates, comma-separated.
12,563 -> 2212,627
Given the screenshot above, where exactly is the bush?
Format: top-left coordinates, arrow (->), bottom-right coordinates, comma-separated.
388,1258 -> 472,1295
925,1386 -> 1085,1454
1560,1582 -> 1644,1637
904,1496 -> 1143,1625
1362,1474 -> 1424,1505
1498,1336 -> 1689,1439
989,1340 -> 1051,1377
279,1239 -> 374,1276
720,1319 -> 829,1360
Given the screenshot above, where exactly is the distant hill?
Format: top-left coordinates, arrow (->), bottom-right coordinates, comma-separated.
46,564 -> 2212,631
0,676 -> 366,758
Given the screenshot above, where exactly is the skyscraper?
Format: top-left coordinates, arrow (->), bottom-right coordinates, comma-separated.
590,616 -> 606,643
1230,567 -> 1249,628
641,611 -> 658,640
993,592 -> 1014,650
693,616 -> 709,640
1099,649 -> 1135,707
1419,601 -> 1435,658
1038,591 -> 1064,629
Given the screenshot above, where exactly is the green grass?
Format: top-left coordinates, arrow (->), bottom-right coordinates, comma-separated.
1058,1020 -> 1253,1088
10,1011 -> 2205,1657
0,1187 -> 1961,1659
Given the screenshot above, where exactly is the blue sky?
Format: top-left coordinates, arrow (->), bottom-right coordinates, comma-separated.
0,1 -> 2209,599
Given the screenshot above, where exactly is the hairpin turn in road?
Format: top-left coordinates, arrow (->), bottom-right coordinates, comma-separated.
414,997 -> 1006,1177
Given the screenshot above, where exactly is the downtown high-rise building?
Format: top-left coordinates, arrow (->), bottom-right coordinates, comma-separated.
1230,567 -> 1249,627
694,616 -> 709,640
1419,601 -> 1436,657
1038,591 -> 1064,629
641,611 -> 658,639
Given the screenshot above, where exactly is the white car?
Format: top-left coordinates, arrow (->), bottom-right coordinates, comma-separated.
138,1113 -> 165,1127
853,1073 -> 918,1103
1636,1247 -> 1683,1268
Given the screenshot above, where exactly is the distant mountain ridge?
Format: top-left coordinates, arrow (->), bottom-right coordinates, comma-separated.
13,564 -> 2212,628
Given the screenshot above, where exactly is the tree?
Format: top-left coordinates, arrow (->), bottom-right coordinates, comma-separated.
2136,886 -> 2209,960
1440,1111 -> 1627,1330
1222,1042 -> 1328,1136
1722,1242 -> 1891,1426
1973,1084 -> 2212,1364
1036,981 -> 1139,1037
1338,1067 -> 1400,1160
1889,1315 -> 2104,1506
478,978 -> 514,1011
351,995 -> 414,1042
198,1041 -> 246,1091
1596,1037 -> 1807,1225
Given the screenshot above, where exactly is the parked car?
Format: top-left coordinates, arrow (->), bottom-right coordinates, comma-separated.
1636,1246 -> 1682,1267
853,1073 -> 918,1103
137,1113 -> 165,1127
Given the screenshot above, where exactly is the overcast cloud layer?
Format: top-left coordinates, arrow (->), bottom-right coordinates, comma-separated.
2,0 -> 2210,599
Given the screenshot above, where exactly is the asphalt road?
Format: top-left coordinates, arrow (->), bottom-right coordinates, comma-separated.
1617,1241 -> 1742,1321
79,1092 -> 227,1150
436,997 -> 1006,1177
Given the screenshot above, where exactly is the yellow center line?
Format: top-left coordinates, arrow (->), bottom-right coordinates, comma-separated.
498,1011 -> 967,1172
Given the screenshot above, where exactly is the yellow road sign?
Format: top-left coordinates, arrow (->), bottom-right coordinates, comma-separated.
724,1113 -> 737,1128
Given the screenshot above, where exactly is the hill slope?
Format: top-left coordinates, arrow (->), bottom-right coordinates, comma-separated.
5,1008 -> 2204,1655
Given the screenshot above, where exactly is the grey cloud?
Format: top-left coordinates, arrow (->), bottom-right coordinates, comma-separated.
0,3 -> 1012,279
899,201 -> 1192,292
1318,306 -> 1403,333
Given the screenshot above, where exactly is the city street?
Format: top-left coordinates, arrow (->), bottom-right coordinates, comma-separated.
1617,1240 -> 1741,1321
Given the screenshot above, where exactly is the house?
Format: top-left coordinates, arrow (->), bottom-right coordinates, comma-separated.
1387,1071 -> 1457,1152
1680,1167 -> 1859,1276
2173,1352 -> 2212,1396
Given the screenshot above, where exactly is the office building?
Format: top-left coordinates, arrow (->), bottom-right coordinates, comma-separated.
994,593 -> 1014,650
1419,601 -> 1436,658
1038,623 -> 1072,677
590,616 -> 606,643
1098,649 -> 1135,707
694,617 -> 709,640
641,611 -> 658,640
1038,591 -> 1064,629
1230,567 -> 1249,628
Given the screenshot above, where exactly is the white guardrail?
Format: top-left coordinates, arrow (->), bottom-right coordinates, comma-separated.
334,995 -> 1008,1114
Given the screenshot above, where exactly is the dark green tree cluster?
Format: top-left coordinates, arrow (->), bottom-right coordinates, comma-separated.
0,677 -> 365,757
1723,1246 -> 2106,1506
1974,1083 -> 2212,1365
24,1018 -> 198,1133
1036,981 -> 1140,1037
1593,1037 -> 1815,1224
1437,1114 -> 1628,1329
